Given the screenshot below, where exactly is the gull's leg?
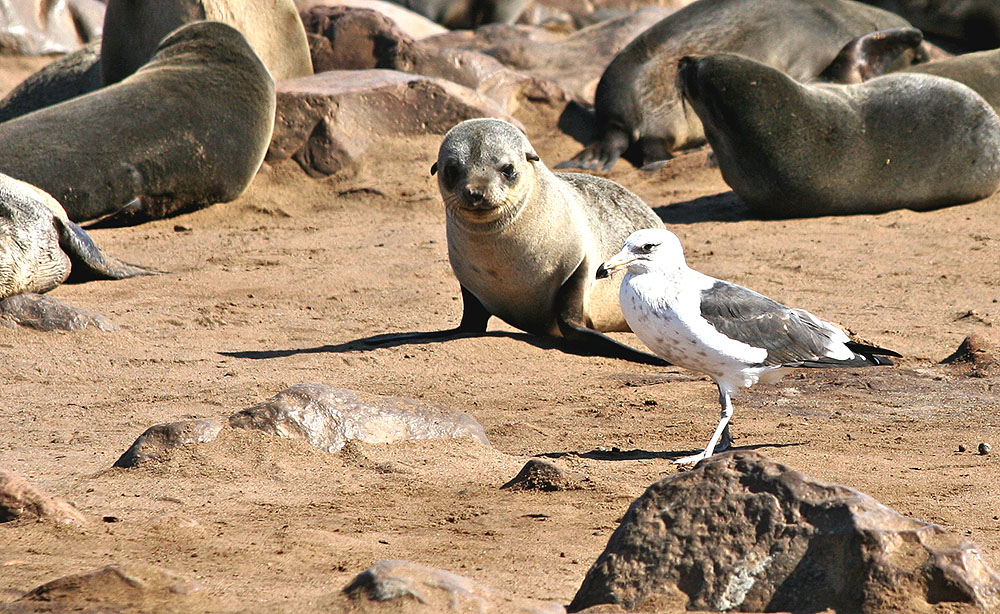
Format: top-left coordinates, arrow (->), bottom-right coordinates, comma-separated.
674,384 -> 734,465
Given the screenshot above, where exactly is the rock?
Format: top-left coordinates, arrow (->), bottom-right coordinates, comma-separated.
266,70 -> 519,178
12,564 -> 203,611
229,383 -> 489,453
0,40 -> 103,124
569,450 -> 1000,613
979,442 -> 993,456
113,417 -> 227,468
0,469 -> 88,525
0,0 -> 101,55
296,0 -> 448,39
343,559 -> 565,613
501,458 -> 586,491
941,333 -> 1000,377
422,7 -> 671,101
301,6 -> 563,112
0,294 -> 118,332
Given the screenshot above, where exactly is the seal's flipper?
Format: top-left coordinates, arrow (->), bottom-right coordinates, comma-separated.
55,217 -> 158,282
362,285 -> 491,347
819,27 -> 925,84
555,128 -> 629,172
556,262 -> 668,365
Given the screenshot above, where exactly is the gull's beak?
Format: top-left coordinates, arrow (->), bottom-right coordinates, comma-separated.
596,250 -> 635,279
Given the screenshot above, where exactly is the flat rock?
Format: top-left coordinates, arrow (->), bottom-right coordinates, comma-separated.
302,6 -> 562,112
0,294 -> 118,332
8,563 -> 203,613
296,0 -> 448,39
229,383 -> 490,453
501,458 -> 588,491
343,559 -> 565,613
569,450 -> 1000,613
0,469 -> 88,525
266,69 -> 519,177
422,7 -> 671,101
113,417 -> 227,468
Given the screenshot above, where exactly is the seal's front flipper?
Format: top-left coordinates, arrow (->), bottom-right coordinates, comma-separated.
818,27 -> 925,84
556,263 -> 668,365
56,217 -> 158,283
363,285 -> 491,347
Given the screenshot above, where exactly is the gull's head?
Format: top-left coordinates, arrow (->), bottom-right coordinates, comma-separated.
596,228 -> 686,279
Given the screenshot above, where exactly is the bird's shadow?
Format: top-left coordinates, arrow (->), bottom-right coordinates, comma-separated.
537,441 -> 804,462
221,330 -> 595,360
653,191 -> 756,225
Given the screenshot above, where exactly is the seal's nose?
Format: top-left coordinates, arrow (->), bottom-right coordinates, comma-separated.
595,263 -> 610,279
464,187 -> 485,204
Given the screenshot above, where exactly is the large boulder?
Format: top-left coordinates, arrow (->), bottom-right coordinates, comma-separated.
569,450 -> 1000,613
343,560 -> 565,613
301,6 -> 562,113
296,0 -> 448,39
266,69 -> 518,177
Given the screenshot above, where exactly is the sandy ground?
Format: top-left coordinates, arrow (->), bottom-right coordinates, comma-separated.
1,46 -> 999,613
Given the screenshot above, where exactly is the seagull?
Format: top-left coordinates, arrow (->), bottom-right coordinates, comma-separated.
596,228 -> 899,465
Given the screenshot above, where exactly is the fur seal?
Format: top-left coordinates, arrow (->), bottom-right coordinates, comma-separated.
679,53 -> 1000,217
0,21 -> 276,224
558,0 -> 931,172
376,118 -> 666,363
905,49 -> 1000,112
1,173 -> 152,300
101,0 -> 313,85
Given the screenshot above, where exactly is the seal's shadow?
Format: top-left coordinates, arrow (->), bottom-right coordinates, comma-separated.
219,330 -> 602,360
654,191 -> 755,224
537,441 -> 803,462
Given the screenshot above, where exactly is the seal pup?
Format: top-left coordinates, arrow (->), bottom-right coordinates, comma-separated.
597,228 -> 899,464
0,21 -> 276,224
557,0 -> 930,172
373,118 -> 666,363
679,52 -> 1000,217
1,173 -> 153,300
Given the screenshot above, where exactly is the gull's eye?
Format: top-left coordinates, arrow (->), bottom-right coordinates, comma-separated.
500,164 -> 517,181
640,242 -> 657,253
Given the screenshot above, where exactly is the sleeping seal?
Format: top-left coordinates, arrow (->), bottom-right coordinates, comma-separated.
375,118 -> 666,363
679,53 -> 1000,217
558,0 -> 931,171
1,173 -> 152,300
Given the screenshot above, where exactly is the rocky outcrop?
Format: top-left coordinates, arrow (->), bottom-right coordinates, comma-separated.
570,450 -> 1000,613
0,469 -> 88,524
343,559 -> 565,613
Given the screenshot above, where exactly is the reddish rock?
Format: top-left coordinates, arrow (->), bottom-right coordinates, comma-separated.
0,469 -> 88,525
113,417 -> 226,468
229,383 -> 489,453
570,450 -> 1000,613
343,559 -> 565,613
501,458 -> 588,492
266,70 -> 519,177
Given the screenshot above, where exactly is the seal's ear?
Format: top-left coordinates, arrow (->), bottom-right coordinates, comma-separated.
526,152 -> 539,162
818,27 -> 924,84
430,162 -> 438,175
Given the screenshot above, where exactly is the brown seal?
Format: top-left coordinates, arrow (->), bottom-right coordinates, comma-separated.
372,118 -> 667,363
0,21 -> 276,224
558,0 -> 931,171
679,52 -> 1000,217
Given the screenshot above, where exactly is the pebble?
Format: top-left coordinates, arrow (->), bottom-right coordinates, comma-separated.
978,442 -> 992,456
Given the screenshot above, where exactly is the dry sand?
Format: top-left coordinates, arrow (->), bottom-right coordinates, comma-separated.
1,48 -> 998,613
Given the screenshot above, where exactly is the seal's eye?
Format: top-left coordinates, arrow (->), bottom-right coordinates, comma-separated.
441,163 -> 461,190
500,164 -> 517,181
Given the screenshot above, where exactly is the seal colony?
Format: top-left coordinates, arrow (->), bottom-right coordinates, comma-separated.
679,53 -> 1000,217
597,228 -> 899,464
558,0 -> 930,171
375,118 -> 666,363
0,173 -> 152,300
0,21 -> 276,224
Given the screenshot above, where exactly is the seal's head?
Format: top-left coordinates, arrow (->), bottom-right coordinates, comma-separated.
432,119 -> 540,229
